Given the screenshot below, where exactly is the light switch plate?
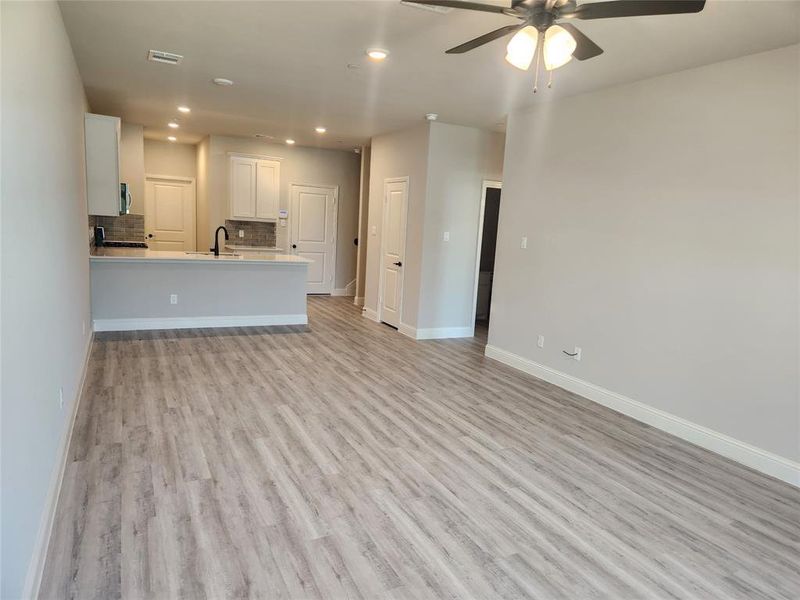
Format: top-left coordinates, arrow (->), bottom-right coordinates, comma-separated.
443,231 -> 450,242
170,294 -> 178,305
521,236 -> 528,249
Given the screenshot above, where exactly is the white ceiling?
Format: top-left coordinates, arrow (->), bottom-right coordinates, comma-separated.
59,0 -> 800,149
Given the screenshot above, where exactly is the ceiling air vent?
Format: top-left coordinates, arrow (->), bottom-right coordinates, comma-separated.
147,50 -> 184,65
399,1 -> 453,14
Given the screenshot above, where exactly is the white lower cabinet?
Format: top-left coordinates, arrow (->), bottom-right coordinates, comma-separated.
229,155 -> 280,221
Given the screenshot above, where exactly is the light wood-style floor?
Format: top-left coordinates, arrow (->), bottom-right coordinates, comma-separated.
41,297 -> 800,599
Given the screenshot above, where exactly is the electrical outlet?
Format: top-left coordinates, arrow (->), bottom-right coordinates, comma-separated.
239,229 -> 245,238
170,294 -> 178,305
443,231 -> 450,242
58,387 -> 64,410
521,236 -> 528,249
371,225 -> 377,236
537,335 -> 544,348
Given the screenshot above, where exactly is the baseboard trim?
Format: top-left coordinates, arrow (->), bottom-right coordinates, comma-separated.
413,326 -> 474,340
353,296 -> 364,307
23,331 -> 95,599
362,307 -> 379,322
93,314 -> 308,332
398,323 -> 417,339
484,344 -> 800,487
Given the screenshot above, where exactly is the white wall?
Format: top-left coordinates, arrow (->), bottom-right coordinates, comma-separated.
206,136 -> 361,290
355,146 -> 371,302
489,45 -> 799,465
119,122 -> 144,215
363,123 -> 504,334
1,2 -> 92,597
144,138 -> 198,178
364,124 -> 430,326
418,123 -> 504,332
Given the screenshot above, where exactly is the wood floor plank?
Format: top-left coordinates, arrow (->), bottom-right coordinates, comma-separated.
40,296 -> 800,599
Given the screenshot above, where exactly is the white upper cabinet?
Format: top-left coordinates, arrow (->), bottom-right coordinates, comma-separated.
230,156 -> 257,218
85,113 -> 123,216
229,155 -> 280,221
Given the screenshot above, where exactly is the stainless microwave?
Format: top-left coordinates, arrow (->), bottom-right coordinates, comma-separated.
119,182 -> 132,215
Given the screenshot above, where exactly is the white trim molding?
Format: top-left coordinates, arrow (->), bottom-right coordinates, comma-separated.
398,323 -> 417,339
399,325 -> 474,340
93,314 -> 307,332
354,296 -> 365,307
362,307 -> 379,322
23,331 -> 95,599
331,280 -> 357,297
484,344 -> 800,487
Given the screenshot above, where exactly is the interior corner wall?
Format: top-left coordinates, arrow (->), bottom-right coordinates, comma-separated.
206,135 -> 361,289
416,122 -> 505,331
489,44 -> 799,463
355,146 -> 371,301
196,136 -> 210,252
1,2 -> 92,597
363,124 -> 431,326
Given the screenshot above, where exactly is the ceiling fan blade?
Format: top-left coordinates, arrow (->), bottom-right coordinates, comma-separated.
402,0 -> 509,13
566,0 -> 705,20
558,22 -> 603,60
446,23 -> 523,54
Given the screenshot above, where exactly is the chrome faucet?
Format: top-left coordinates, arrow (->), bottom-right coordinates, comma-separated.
211,226 -> 229,256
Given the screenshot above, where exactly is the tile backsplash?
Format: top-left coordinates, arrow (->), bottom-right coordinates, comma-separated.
89,214 -> 145,243
225,220 -> 276,247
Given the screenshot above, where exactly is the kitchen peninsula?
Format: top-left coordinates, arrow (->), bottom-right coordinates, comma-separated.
90,248 -> 312,331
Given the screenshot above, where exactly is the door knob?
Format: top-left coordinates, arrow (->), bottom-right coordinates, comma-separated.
393,261 -> 403,267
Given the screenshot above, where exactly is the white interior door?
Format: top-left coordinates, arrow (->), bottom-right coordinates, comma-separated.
291,184 -> 337,294
380,178 -> 408,328
144,175 -> 196,251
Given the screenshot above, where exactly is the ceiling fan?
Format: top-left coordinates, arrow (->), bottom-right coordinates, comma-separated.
405,0 -> 706,89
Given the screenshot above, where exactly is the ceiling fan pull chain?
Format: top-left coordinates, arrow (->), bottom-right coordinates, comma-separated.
533,40 -> 541,93
547,68 -> 554,89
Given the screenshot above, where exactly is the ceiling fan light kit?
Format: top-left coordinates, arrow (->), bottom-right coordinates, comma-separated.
406,0 -> 706,92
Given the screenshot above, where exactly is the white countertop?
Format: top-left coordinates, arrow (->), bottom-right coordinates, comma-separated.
90,247 -> 312,265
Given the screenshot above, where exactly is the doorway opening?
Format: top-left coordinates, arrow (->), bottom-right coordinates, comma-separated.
472,181 -> 501,338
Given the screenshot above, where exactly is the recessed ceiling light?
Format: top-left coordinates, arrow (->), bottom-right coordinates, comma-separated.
167,136 -> 177,142
177,106 -> 191,113
285,139 -> 296,145
168,121 -> 179,129
366,48 -> 389,61
212,77 -> 234,86
315,127 -> 327,134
